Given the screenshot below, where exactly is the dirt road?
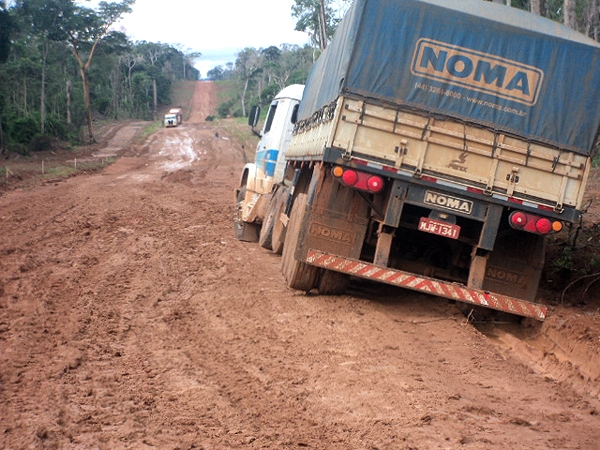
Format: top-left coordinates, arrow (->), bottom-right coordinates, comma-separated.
1,81 -> 599,449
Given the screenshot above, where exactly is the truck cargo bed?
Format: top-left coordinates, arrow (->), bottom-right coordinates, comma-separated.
287,96 -> 590,220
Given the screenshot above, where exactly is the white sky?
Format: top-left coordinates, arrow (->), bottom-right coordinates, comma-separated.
112,0 -> 311,78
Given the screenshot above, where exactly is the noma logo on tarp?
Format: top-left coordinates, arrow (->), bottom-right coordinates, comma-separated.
411,38 -> 544,106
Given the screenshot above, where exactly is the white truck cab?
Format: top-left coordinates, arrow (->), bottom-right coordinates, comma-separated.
234,84 -> 304,245
164,113 -> 178,127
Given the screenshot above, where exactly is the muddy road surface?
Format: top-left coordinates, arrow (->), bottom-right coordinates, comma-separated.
1,81 -> 599,449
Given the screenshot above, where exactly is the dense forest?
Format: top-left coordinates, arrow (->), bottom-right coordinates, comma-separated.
1,0 -> 599,154
0,0 -> 199,153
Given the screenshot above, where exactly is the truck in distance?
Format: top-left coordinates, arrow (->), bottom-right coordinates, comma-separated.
164,108 -> 183,127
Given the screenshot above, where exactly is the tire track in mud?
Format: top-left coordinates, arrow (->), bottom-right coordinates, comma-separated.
479,317 -> 600,402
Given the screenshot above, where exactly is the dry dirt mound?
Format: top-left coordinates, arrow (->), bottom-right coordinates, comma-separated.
1,81 -> 599,449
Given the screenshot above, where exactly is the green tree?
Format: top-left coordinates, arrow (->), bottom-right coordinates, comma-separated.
207,66 -> 224,81
0,0 -> 200,153
0,1 -> 16,153
20,0 -> 71,134
236,47 -> 262,117
180,48 -> 202,80
292,0 -> 350,50
41,0 -> 135,143
0,1 -> 14,64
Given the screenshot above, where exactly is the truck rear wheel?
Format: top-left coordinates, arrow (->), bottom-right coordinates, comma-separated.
281,193 -> 319,291
317,270 -> 349,295
234,187 -> 259,242
259,188 -> 284,250
270,187 -> 288,255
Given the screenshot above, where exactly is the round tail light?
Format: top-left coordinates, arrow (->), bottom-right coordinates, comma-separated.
367,176 -> 384,193
341,170 -> 359,186
510,212 -> 527,228
535,218 -> 552,234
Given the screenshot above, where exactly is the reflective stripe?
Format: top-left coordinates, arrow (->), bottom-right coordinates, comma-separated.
352,157 -> 555,213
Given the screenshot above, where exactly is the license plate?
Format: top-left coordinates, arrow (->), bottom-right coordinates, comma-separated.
418,217 -> 461,239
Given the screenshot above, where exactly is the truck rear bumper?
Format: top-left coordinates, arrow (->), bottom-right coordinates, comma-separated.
306,249 -> 547,321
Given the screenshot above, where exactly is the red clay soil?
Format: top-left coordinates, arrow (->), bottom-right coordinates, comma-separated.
1,81 -> 599,449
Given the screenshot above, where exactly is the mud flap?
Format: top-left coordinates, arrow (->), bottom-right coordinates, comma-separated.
483,229 -> 545,303
298,170 -> 370,262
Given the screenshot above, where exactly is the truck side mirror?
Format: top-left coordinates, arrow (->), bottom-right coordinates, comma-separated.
249,105 -> 260,128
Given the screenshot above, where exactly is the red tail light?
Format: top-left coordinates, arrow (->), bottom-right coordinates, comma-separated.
367,176 -> 384,193
333,166 -> 385,193
535,218 -> 552,234
341,170 -> 359,186
509,211 -> 562,235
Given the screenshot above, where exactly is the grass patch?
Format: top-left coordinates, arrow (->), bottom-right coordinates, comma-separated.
218,117 -> 259,161
215,80 -> 237,103
136,121 -> 163,144
43,165 -> 77,178
0,166 -> 7,184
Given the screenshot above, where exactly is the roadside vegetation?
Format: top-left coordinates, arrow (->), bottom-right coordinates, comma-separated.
0,0 -> 199,156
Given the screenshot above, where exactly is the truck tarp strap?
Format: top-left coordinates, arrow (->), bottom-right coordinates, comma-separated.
552,150 -> 562,172
306,249 -> 547,321
492,133 -> 499,158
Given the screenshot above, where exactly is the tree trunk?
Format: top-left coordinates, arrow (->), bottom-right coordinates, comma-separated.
40,42 -> 48,135
110,69 -> 119,120
153,79 -> 157,121
23,78 -> 27,113
0,118 -> 4,155
70,44 -> 95,143
241,78 -> 249,117
582,0 -> 595,37
564,0 -> 577,29
66,80 -> 72,125
79,66 -> 95,143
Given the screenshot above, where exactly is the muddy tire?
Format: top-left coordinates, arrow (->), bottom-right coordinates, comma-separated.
259,188 -> 283,250
234,187 -> 259,242
317,270 -> 349,295
270,187 -> 288,255
281,193 -> 319,291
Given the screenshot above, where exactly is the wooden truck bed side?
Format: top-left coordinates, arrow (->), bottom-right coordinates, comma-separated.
287,96 -> 590,215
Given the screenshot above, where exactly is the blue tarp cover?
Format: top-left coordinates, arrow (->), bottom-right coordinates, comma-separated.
298,0 -> 600,155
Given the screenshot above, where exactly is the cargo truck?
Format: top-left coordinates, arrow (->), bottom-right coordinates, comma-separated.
169,108 -> 183,125
236,0 -> 600,321
164,113 -> 178,127
164,108 -> 183,127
